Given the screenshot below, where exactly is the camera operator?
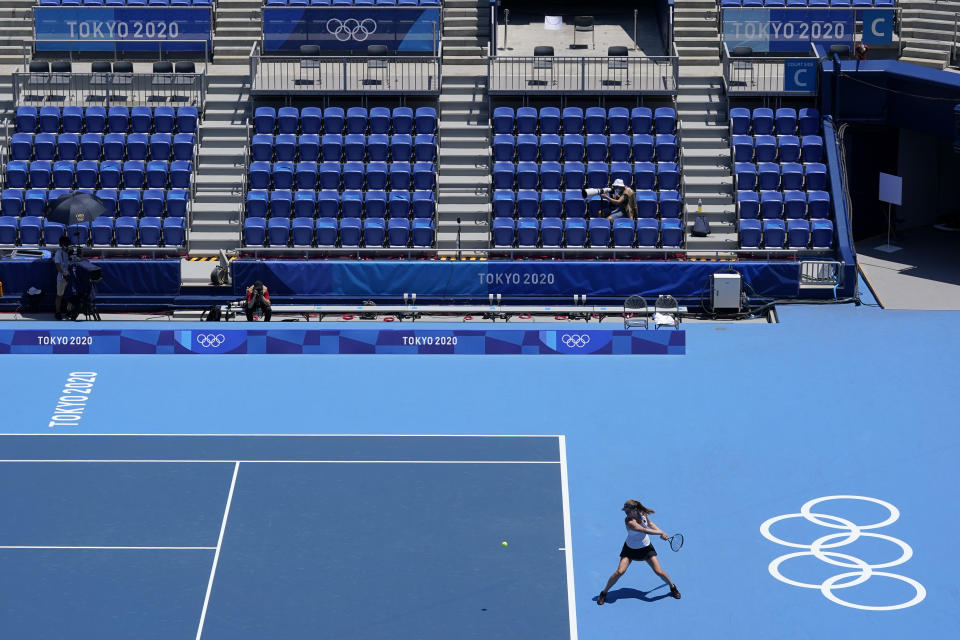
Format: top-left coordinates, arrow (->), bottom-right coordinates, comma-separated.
600,179 -> 637,222
245,280 -> 272,322
54,236 -> 72,320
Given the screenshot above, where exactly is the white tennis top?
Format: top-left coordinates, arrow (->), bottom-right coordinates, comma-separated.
625,513 -> 651,549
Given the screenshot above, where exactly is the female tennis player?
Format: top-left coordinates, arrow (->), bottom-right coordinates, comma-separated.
597,499 -> 680,604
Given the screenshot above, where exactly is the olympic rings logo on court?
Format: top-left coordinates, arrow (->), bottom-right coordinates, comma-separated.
561,334 -> 590,348
760,495 -> 925,611
196,334 -> 226,348
325,18 -> 377,42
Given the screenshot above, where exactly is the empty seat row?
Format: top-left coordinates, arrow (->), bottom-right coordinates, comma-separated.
729,107 -> 819,137
493,106 -> 676,136
494,189 -> 682,219
10,133 -> 195,162
2,188 -> 188,219
722,0 -> 893,7
251,133 -> 435,163
739,219 -> 834,249
5,160 -> 192,190
39,0 -> 210,5
247,189 -> 434,219
493,161 -> 680,191
734,162 -> 827,191
243,217 -> 435,248
0,216 -> 186,247
254,106 -> 436,136
15,106 -> 198,135
492,217 -> 683,249
248,161 -> 434,191
737,190 -> 831,219
732,135 -> 822,163
265,0 -> 440,5
493,133 -> 677,163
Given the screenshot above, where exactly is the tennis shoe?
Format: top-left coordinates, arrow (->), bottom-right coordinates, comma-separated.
670,585 -> 681,599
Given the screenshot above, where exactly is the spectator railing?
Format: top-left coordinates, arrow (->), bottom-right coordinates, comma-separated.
722,42 -> 820,96
26,38 -> 211,64
12,70 -> 206,108
249,42 -> 441,96
487,50 -> 679,96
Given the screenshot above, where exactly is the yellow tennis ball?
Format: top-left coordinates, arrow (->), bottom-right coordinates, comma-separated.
501,541 -> 508,547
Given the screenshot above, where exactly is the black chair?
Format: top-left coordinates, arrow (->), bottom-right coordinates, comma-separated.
573,16 -> 595,49
50,60 -> 71,87
29,60 -> 49,73
111,61 -> 133,94
531,45 -> 554,86
731,46 -> 753,57
606,46 -> 629,86
730,46 -> 754,87
91,61 -> 111,73
112,61 -> 133,73
153,61 -> 173,74
299,44 -> 321,71
829,44 -> 851,57
366,44 -> 389,86
174,61 -> 195,73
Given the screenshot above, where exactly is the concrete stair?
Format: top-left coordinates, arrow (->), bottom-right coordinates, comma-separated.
0,0 -> 34,66
213,0 -> 262,64
442,0 -> 490,66
899,0 -> 960,69
673,0 -> 720,66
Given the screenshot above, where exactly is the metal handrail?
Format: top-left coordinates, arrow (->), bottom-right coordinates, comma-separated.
250,53 -> 441,95
488,55 -> 679,95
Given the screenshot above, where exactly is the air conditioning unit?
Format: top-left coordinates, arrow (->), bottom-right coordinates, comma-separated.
711,273 -> 742,312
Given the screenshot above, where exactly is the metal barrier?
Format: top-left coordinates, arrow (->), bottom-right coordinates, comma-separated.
12,71 -> 206,107
27,38 -> 211,64
722,42 -> 820,96
250,43 -> 441,96
487,53 -> 679,95
799,260 -> 843,288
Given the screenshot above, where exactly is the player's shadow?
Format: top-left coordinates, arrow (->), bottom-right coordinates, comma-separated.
592,587 -> 671,604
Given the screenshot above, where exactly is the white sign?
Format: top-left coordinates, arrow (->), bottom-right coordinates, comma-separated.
544,15 -> 563,30
879,172 -> 902,206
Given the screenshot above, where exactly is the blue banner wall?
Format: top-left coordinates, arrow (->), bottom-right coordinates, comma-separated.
0,259 -> 180,297
262,7 -> 440,54
722,8 -> 853,53
0,327 -> 685,356
33,7 -> 212,53
231,261 -> 801,301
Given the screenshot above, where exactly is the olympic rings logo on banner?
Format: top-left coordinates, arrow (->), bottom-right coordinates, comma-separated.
561,334 -> 590,348
326,18 -> 377,42
760,495 -> 925,611
196,334 -> 226,348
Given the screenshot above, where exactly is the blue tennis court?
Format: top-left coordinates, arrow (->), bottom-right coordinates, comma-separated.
1,307 -> 958,639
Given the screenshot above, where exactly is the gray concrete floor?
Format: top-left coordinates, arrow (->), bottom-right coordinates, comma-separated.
857,226 -> 960,310
496,8 -> 665,57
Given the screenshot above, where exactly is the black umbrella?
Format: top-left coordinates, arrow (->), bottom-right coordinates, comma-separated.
45,192 -> 107,226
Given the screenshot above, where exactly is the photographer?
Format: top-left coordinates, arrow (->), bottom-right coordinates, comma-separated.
245,280 -> 272,322
600,179 -> 637,221
54,236 -> 72,320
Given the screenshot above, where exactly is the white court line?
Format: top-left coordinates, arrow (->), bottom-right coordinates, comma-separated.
0,546 -> 215,550
195,461 -> 239,640
558,435 -> 578,640
0,460 -> 561,464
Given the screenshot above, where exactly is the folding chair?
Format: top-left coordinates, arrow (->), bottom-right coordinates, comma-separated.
623,295 -> 649,329
653,295 -> 681,329
531,46 -> 554,87
573,16 -> 595,49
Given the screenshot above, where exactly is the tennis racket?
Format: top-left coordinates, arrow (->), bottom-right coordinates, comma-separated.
667,533 -> 684,552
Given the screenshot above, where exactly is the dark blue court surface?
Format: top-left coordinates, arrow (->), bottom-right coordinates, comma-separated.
0,436 -> 573,640
2,309 -> 959,639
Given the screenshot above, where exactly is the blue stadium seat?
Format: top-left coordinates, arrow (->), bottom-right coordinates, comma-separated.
635,190 -> 657,219
44,220 -> 66,246
540,162 -> 562,190
738,191 -> 760,219
291,190 -> 314,218
127,133 -> 148,161
585,134 -> 607,162
66,221 -> 89,246
154,106 -> 175,134
270,190 -> 293,218
631,134 -> 654,162
146,160 -> 169,188
540,107 -> 561,135
76,160 -> 99,188
610,162 -> 631,187
760,191 -> 784,219
752,108 -> 774,135
563,191 -> 586,218
739,219 -> 761,248
275,107 -> 297,135
799,108 -> 820,135
364,218 -> 386,247
563,218 -> 586,247
493,162 -> 515,189
388,162 -> 410,190
775,108 -> 797,135
562,134 -> 585,162
272,161 -> 294,190
340,190 -> 363,218
517,134 -> 539,162
541,217 -> 563,247
313,190 -> 335,218
249,162 -> 271,189
754,135 -> 777,162
516,107 -> 537,135
516,161 -> 538,189
631,107 -> 652,134
315,218 -> 337,246
166,189 -> 187,218
654,108 -> 676,134
517,189 -> 539,218
807,190 -> 831,218
16,106 -> 38,133
274,134 -> 297,162
62,107 -> 83,134
300,107 -> 322,135
414,134 -> 436,162
103,133 -> 125,160
346,107 -> 368,135
516,217 -> 539,247
324,107 -> 345,135
493,107 -> 514,135
777,135 -> 800,163
363,190 -> 386,218
176,107 -> 198,134
494,134 -> 515,162
115,216 -> 138,245
633,162 -> 656,190
150,133 -> 172,160
163,217 -> 186,246
35,133 -> 56,161
781,163 -> 804,191
608,134 -> 630,162
130,106 -> 152,134
247,190 -> 269,218
733,135 -> 754,162
25,189 -> 48,217
342,162 -> 365,190
369,107 -> 391,135
0,216 -> 18,244
757,162 -> 780,190
392,107 -> 413,135
608,107 -> 629,135
655,134 -> 677,162
588,218 -> 610,247
408,190 -> 432,220
365,134 -> 388,162
562,107 -> 584,134
295,134 -> 319,162
563,162 -> 585,190
635,217 -> 658,247
340,217 -> 362,247
107,106 -> 129,134
540,134 -> 562,162
118,189 -> 141,217
415,107 -> 437,135
138,217 -> 163,246
657,162 -> 679,190
804,163 -> 827,190
100,160 -> 122,188
811,219 -> 834,248
142,189 -> 166,217
173,133 -> 195,161
267,217 -> 290,246
763,219 -> 786,247
585,107 -> 607,135
492,218 -> 514,247
11,133 -> 33,160
29,161 -> 52,189
90,216 -> 114,245
80,133 -> 102,160
541,191 -> 562,218
735,163 -> 757,191
314,162 -> 336,190
412,218 -> 434,247
787,219 -> 810,248
388,218 -> 410,247
388,191 -> 410,218
659,190 -> 682,218
321,134 -> 343,162
39,106 -> 60,134
1,189 -> 23,217
586,162 -> 609,189
18,216 -> 43,245
801,135 -> 823,162
391,133 -> 413,162
660,218 -> 682,247
729,107 -> 751,135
